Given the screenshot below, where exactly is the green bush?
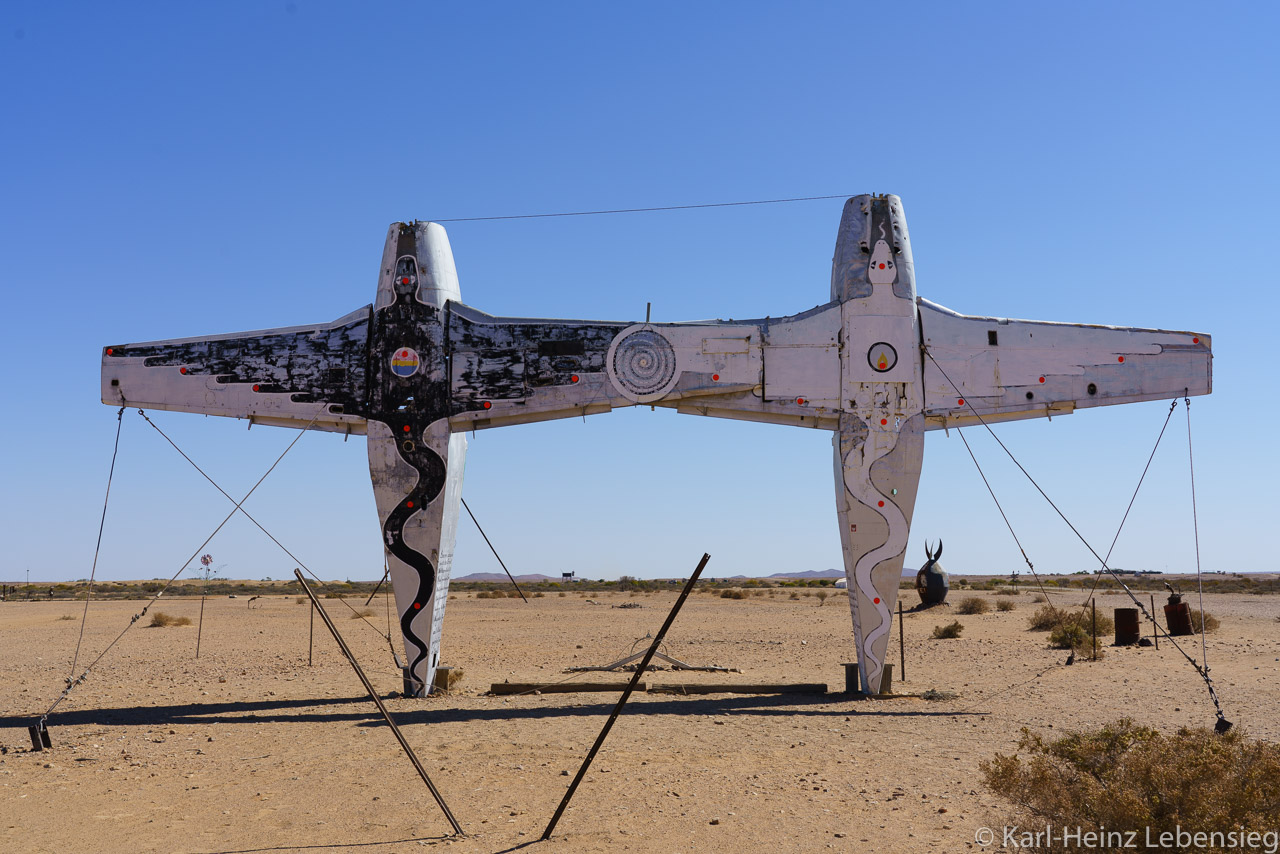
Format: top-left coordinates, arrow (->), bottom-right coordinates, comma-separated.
932,621 -> 964,639
957,596 -> 990,615
981,720 -> 1280,852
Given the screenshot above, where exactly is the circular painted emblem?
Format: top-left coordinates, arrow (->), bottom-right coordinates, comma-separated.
607,327 -> 679,401
868,342 -> 898,373
390,347 -> 421,378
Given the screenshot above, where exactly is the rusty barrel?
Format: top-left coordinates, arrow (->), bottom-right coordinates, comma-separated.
1164,601 -> 1193,636
1114,608 -> 1140,645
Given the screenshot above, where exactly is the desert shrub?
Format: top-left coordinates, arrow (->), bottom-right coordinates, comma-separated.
815,591 -> 829,604
921,688 -> 959,701
149,612 -> 192,627
1049,621 -> 1090,652
533,592 -> 545,598
996,588 -> 1019,596
1028,605 -> 1062,631
720,588 -> 747,600
349,608 -> 375,619
558,591 -> 566,598
1190,609 -> 1220,633
1032,593 -> 1047,603
789,592 -> 800,600
996,600 -> 1016,612
295,596 -> 306,605
981,720 -> 1280,852
57,614 -> 76,621
957,596 -> 990,615
932,621 -> 964,639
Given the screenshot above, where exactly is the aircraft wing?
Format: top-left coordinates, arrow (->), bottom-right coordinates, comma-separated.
918,298 -> 1211,430
100,307 -> 371,435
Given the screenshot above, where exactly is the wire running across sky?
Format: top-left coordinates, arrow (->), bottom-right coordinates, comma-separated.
427,194 -> 854,222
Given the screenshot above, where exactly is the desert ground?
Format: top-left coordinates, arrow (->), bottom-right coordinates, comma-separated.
2,584 -> 1277,854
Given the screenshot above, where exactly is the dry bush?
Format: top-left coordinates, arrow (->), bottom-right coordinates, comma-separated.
932,621 -> 964,639
996,588 -> 1020,596
720,588 -> 747,600
789,592 -> 800,600
996,600 -> 1016,612
1028,605 -> 1063,631
149,612 -> 192,628
981,720 -> 1280,852
349,608 -> 374,619
558,591 -> 567,597
534,592 -> 545,598
1191,609 -> 1220,633
957,596 -> 990,615
295,596 -> 306,605
1032,593 -> 1047,603
815,591 -> 829,605
57,614 -> 76,621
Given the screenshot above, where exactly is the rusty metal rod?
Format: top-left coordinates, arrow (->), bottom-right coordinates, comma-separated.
542,553 -> 710,840
293,570 -> 463,836
898,600 -> 906,682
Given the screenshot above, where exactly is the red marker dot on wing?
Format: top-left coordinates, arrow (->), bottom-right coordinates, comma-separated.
1118,356 -> 1125,363
877,500 -> 885,507
874,597 -> 881,604
106,348 -> 113,355
880,418 -> 888,426
1039,376 -> 1045,383
796,397 -> 806,405
712,374 -> 720,382
179,367 -> 187,375
252,384 -> 260,392
957,398 -> 965,406
482,400 -> 492,409
1193,337 -> 1200,344
571,374 -> 580,383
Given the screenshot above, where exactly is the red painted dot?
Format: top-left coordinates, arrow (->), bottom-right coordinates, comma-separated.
880,418 -> 887,425
878,263 -> 886,269
1118,356 -> 1125,363
406,501 -> 414,508
571,374 -> 580,383
877,500 -> 885,507
712,374 -> 720,382
179,367 -> 187,375
796,397 -> 806,405
1193,337 -> 1200,344
401,277 -> 410,285
252,384 -> 260,392
1038,376 -> 1045,383
413,602 -> 422,610
482,400 -> 492,409
874,597 -> 881,604
957,398 -> 965,406
106,348 -> 113,355
403,425 -> 411,433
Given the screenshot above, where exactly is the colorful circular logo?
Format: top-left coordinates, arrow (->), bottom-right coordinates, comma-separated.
868,343 -> 898,373
391,347 -> 420,378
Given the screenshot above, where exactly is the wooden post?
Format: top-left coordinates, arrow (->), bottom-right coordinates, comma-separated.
1091,599 -> 1098,661
898,600 -> 906,682
1150,593 -> 1159,650
308,599 -> 315,666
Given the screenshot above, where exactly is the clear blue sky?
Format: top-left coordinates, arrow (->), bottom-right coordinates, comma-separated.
2,2 -> 1275,584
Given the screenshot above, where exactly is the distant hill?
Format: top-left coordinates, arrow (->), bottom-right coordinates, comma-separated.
454,572 -> 559,583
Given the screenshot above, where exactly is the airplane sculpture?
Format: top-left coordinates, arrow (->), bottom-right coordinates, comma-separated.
101,194 -> 1211,696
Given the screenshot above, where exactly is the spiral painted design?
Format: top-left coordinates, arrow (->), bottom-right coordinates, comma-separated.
611,330 -> 677,397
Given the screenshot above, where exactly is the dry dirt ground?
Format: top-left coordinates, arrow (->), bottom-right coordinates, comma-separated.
2,587 -> 1277,853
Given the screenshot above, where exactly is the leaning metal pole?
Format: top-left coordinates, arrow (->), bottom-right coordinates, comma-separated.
542,553 -> 711,840
293,570 -> 463,836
